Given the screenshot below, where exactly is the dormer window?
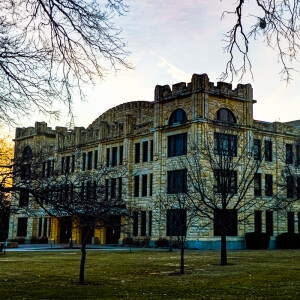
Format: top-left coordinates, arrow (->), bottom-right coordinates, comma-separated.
169,109 -> 187,125
215,108 -> 236,124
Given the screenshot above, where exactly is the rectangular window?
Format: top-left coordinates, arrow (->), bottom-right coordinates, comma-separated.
266,211 -> 273,236
93,181 -> 97,201
47,160 -> 51,177
135,143 -> 140,163
142,141 -> 148,162
134,175 -> 139,197
38,218 -> 43,237
71,155 -> 75,173
149,211 -> 152,236
94,150 -> 98,169
106,148 -> 110,167
43,218 -> 48,237
118,177 -> 122,199
82,153 -> 86,171
142,174 -> 147,197
288,212 -> 295,234
65,156 -> 70,174
214,170 -> 237,194
296,144 -> 300,166
48,218 -> 51,236
112,147 -> 118,166
168,133 -> 187,157
17,217 -> 28,237
105,179 -> 109,201
265,140 -> 272,162
111,178 -> 116,199
287,176 -> 295,198
86,181 -> 91,201
286,144 -> 293,164
254,173 -> 262,196
61,157 -> 65,173
214,209 -> 238,236
150,140 -> 154,161
214,133 -> 237,156
87,151 -> 93,170
133,212 -> 138,236
141,211 -> 146,236
167,169 -> 187,194
21,164 -> 31,180
42,162 -> 46,178
253,139 -> 261,160
149,174 -> 153,196
119,145 -> 123,165
254,211 -> 262,233
265,174 -> 273,196
166,209 -> 187,236
19,191 -> 29,207
297,177 -> 300,199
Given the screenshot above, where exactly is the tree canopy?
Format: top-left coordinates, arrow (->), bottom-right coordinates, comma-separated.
0,0 -> 130,124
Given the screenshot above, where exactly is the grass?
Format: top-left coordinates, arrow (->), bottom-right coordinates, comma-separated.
0,249 -> 299,299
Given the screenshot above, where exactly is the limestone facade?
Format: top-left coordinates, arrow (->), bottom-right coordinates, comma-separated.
8,73 -> 300,249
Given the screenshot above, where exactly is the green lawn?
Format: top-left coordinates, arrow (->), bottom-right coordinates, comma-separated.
0,249 -> 299,299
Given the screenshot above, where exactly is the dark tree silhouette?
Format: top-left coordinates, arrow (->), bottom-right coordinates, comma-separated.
223,1 -> 300,82
0,0 -> 131,124
3,146 -> 129,285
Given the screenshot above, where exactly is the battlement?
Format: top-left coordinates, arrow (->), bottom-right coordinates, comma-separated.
154,73 -> 253,101
15,122 -> 56,139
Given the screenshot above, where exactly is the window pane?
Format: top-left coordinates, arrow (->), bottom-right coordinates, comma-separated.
286,144 -> 293,164
143,141 -> 148,162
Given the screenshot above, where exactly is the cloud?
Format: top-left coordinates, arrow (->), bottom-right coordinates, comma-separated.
158,56 -> 190,82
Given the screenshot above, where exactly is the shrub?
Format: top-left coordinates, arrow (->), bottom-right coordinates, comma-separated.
276,233 -> 300,249
245,232 -> 270,249
30,237 -> 48,244
140,238 -> 150,247
154,237 -> 169,248
8,238 -> 25,244
122,237 -> 134,246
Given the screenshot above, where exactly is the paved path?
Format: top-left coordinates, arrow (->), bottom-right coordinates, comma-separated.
3,244 -> 165,252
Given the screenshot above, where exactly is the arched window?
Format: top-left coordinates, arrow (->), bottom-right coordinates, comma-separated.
169,109 -> 187,125
215,108 -> 236,123
22,146 -> 32,158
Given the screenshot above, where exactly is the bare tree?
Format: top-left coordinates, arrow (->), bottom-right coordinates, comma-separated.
180,125 -> 263,265
222,1 -> 300,82
156,191 -> 204,275
0,0 -> 131,124
5,147 -> 129,285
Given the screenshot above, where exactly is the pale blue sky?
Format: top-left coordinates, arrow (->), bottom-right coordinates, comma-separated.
17,0 -> 300,130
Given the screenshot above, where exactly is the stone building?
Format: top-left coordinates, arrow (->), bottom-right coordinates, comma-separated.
8,73 -> 300,249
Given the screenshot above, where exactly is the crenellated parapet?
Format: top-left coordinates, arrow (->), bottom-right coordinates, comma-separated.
253,120 -> 300,137
15,122 -> 56,140
154,73 -> 253,102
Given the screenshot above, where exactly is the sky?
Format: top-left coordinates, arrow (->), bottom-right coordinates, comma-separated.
15,0 -> 300,132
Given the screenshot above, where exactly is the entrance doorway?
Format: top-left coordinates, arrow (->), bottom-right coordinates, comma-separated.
105,215 -> 121,244
60,217 -> 72,244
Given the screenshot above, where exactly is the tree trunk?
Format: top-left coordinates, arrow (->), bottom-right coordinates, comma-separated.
220,234 -> 227,266
168,236 -> 173,252
180,246 -> 184,274
79,229 -> 89,285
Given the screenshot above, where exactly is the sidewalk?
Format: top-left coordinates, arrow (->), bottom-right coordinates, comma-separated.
4,243 -> 157,252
